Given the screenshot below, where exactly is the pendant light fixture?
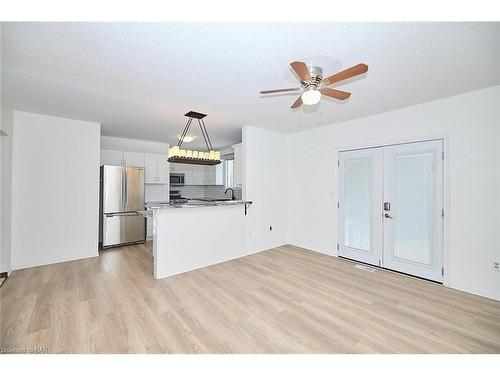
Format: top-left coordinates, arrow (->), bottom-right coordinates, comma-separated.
168,111 -> 221,166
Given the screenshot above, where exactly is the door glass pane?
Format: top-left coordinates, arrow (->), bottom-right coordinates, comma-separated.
344,158 -> 372,252
393,153 -> 433,264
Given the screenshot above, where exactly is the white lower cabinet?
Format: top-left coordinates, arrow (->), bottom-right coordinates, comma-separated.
146,215 -> 153,239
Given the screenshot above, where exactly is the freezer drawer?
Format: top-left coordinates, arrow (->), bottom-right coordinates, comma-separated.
102,212 -> 146,248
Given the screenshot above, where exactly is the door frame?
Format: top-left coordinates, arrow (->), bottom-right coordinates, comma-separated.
336,136 -> 448,285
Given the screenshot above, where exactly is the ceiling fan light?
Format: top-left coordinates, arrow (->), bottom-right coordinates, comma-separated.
301,88 -> 321,105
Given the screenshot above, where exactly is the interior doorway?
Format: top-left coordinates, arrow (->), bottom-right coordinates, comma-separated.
338,139 -> 444,282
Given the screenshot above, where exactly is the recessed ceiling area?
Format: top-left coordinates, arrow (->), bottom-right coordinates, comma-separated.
1,22 -> 499,148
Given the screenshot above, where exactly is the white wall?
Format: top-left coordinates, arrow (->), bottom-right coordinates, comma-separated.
287,86 -> 500,300
0,107 -> 13,273
0,131 -> 4,272
243,126 -> 288,253
11,111 -> 101,269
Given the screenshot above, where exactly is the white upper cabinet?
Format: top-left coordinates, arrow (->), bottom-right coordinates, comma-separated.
204,166 -> 216,185
215,163 -> 224,185
175,164 -> 193,184
157,154 -> 169,184
100,149 -> 145,167
168,163 -> 218,185
101,148 -> 169,185
144,153 -> 158,183
232,143 -> 243,187
144,152 -> 169,184
191,165 -> 204,185
100,149 -> 123,166
123,151 -> 145,167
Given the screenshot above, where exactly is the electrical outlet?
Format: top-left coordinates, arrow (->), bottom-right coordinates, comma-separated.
493,261 -> 499,271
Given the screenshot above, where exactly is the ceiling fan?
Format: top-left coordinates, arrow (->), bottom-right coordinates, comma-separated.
260,61 -> 368,108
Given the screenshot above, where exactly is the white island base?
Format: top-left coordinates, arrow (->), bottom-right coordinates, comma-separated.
152,204 -> 249,279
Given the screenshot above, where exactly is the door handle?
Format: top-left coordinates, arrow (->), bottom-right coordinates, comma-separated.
384,213 -> 393,219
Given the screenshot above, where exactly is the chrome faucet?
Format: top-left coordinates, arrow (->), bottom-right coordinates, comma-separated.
225,188 -> 235,200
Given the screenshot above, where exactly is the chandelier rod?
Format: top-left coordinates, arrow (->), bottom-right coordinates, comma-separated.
198,118 -> 214,151
177,117 -> 193,147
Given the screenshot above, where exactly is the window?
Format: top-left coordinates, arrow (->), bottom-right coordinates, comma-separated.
224,159 -> 234,188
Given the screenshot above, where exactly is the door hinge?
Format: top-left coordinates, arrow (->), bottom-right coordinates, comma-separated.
337,202 -> 339,208
336,244 -> 339,250
442,267 -> 444,276
442,208 -> 444,218
442,151 -> 444,160
337,160 -> 340,167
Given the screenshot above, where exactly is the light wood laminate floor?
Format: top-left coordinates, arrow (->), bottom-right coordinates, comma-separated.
1,243 -> 499,353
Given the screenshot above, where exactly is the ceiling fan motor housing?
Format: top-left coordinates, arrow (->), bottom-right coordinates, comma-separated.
303,65 -> 323,88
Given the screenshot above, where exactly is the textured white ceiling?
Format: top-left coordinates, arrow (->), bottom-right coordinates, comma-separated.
1,22 -> 499,148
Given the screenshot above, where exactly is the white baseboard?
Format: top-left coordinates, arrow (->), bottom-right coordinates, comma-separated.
287,243 -> 500,302
287,243 -> 336,257
12,251 -> 99,271
448,284 -> 500,302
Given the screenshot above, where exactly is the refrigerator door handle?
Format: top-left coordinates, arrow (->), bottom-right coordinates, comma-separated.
124,165 -> 128,210
106,211 -> 140,217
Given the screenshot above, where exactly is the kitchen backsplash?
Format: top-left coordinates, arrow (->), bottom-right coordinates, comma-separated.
145,184 -> 169,202
145,184 -> 242,203
175,185 -> 242,200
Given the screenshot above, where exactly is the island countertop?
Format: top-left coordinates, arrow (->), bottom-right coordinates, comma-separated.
145,199 -> 252,210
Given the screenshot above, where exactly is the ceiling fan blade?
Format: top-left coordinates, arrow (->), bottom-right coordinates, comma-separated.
260,88 -> 300,94
323,63 -> 368,85
290,61 -> 312,82
291,96 -> 303,109
320,88 -> 351,100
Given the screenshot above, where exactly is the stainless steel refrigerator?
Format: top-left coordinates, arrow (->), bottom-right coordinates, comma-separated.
99,165 -> 146,248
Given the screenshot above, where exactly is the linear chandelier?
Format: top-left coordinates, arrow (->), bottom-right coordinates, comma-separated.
168,111 -> 221,166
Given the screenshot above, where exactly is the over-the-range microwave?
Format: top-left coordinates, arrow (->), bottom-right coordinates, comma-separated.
170,173 -> 185,186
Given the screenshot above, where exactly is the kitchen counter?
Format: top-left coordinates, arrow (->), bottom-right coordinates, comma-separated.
146,199 -> 252,210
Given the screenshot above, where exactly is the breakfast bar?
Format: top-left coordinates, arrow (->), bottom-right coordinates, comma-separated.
145,200 -> 252,279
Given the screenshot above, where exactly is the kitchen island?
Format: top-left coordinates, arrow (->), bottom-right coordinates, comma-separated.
145,200 -> 252,279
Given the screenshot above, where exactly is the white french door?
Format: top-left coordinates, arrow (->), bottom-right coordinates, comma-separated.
338,140 -> 443,282
338,148 -> 383,266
